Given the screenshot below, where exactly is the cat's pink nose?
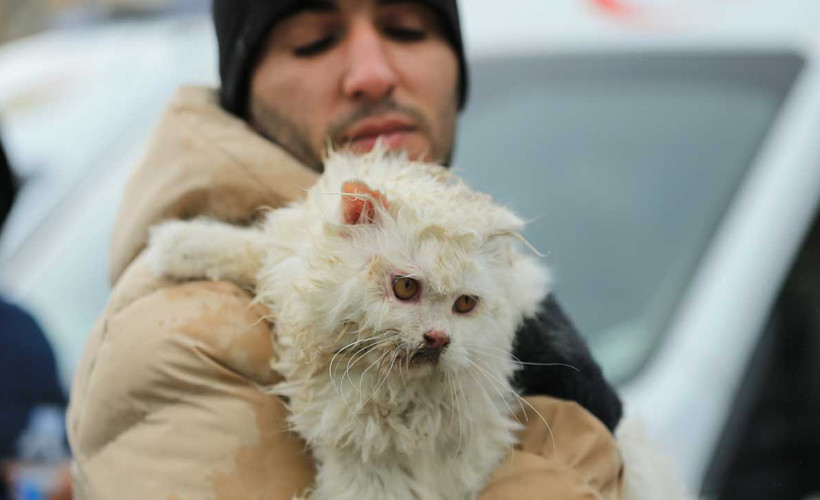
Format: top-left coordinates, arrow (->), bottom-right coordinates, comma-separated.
423,330 -> 450,350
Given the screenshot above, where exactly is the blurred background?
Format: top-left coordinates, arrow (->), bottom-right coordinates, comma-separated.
1,0 -> 819,498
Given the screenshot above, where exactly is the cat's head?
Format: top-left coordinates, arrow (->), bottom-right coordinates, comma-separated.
282,150 -> 549,379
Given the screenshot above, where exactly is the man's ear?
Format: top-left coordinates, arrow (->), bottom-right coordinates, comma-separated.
341,180 -> 391,225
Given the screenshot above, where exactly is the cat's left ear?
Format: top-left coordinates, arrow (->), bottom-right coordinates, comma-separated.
341,181 -> 391,225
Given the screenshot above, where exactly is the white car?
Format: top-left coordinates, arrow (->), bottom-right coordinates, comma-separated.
1,2 -> 819,497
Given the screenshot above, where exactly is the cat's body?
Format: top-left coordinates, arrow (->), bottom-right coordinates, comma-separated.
149,150 -> 545,499
148,150 -> 685,500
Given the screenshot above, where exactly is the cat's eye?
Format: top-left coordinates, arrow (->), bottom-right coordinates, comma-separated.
392,277 -> 419,301
453,295 -> 478,314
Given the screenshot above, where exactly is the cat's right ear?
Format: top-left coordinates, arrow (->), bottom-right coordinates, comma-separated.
341,181 -> 390,225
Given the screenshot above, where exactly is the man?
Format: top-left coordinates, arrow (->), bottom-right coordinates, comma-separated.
68,1 -> 624,498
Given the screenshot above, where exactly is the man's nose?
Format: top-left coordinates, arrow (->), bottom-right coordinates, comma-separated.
341,21 -> 398,102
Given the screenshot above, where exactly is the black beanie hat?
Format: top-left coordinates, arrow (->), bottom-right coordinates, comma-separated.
212,0 -> 468,117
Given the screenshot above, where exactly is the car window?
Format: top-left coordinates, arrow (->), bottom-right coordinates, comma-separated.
3,50 -> 805,391
454,51 -> 804,382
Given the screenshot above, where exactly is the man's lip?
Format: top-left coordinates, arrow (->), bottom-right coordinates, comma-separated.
342,115 -> 417,142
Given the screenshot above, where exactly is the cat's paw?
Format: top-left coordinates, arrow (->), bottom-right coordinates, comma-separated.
145,219 -> 208,281
146,218 -> 266,287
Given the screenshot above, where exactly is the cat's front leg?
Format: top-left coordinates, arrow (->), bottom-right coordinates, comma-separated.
146,218 -> 268,288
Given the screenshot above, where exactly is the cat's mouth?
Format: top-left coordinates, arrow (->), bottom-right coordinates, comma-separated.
408,347 -> 443,366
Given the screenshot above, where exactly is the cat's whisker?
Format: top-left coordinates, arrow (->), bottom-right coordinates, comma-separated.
397,354 -> 407,385
462,368 -> 521,466
339,338 -> 397,405
329,332 -> 395,396
514,394 -> 557,461
332,329 -> 391,355
445,371 -> 457,432
467,346 -> 581,372
451,374 -> 464,458
332,354 -> 362,420
333,330 -> 393,355
464,367 -> 508,424
385,347 -> 401,385
340,345 -> 377,401
361,349 -> 391,408
511,231 -> 547,258
363,347 -> 400,407
465,344 -> 527,364
335,376 -> 363,424
469,360 -> 558,461
467,359 -> 528,423
454,376 -> 470,458
358,349 -> 391,398
343,337 -> 395,386
465,360 -> 521,427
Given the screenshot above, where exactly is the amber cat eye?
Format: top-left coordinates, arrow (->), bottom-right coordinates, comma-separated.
392,277 -> 420,301
453,295 -> 478,314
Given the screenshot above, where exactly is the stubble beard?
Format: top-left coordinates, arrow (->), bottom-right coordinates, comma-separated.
249,96 -> 325,171
248,96 -> 457,171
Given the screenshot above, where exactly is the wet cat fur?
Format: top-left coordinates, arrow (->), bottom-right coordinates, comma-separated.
148,150 -> 548,499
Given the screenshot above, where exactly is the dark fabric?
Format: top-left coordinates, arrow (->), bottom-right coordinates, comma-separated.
0,296 -> 66,499
512,295 -> 623,433
212,0 -> 468,117
0,297 -> 67,461
0,134 -> 15,233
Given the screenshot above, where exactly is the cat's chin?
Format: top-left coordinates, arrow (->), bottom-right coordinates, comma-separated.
390,350 -> 448,379
408,347 -> 443,367
400,362 -> 440,380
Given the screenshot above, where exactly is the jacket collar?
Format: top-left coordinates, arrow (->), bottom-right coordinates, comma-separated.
109,86 -> 319,284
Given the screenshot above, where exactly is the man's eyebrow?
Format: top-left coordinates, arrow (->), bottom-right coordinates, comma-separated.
280,0 -> 337,20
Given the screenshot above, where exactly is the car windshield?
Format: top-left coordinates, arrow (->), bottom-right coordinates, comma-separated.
455,51 -> 804,382
3,50 -> 804,388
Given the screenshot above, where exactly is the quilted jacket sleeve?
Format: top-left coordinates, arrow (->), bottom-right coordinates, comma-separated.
67,260 -> 315,500
68,260 -> 622,500
481,397 -> 625,499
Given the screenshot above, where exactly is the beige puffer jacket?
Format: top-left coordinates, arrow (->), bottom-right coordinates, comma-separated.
67,86 -> 624,499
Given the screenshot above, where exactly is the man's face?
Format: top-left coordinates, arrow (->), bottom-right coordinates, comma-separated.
249,0 -> 459,170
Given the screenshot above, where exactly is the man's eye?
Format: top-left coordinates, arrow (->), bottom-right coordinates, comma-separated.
293,36 -> 336,57
383,27 -> 427,42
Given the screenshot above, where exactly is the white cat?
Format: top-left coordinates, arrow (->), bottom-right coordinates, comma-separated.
147,149 -> 684,500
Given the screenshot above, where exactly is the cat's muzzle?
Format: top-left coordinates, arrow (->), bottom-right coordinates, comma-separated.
408,330 -> 450,366
409,346 -> 446,366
